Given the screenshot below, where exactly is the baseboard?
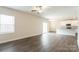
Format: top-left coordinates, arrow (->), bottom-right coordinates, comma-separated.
0,33 -> 42,44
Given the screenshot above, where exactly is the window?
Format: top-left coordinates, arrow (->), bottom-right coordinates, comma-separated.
43,22 -> 48,33
0,14 -> 15,34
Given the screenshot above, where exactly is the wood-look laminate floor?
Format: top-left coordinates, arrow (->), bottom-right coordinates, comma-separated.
0,32 -> 78,52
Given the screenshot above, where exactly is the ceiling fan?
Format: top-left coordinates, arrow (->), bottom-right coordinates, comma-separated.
31,6 -> 47,14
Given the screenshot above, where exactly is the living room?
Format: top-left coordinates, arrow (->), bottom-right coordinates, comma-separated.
0,6 -> 78,52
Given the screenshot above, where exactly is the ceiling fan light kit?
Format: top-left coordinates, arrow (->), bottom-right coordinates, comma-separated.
31,6 -> 45,14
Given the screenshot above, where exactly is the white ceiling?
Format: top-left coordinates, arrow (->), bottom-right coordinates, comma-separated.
6,6 -> 78,21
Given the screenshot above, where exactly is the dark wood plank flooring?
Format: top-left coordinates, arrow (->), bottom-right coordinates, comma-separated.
0,32 -> 78,52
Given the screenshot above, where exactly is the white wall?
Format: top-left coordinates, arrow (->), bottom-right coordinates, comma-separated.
0,7 -> 48,44
49,20 -> 78,31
